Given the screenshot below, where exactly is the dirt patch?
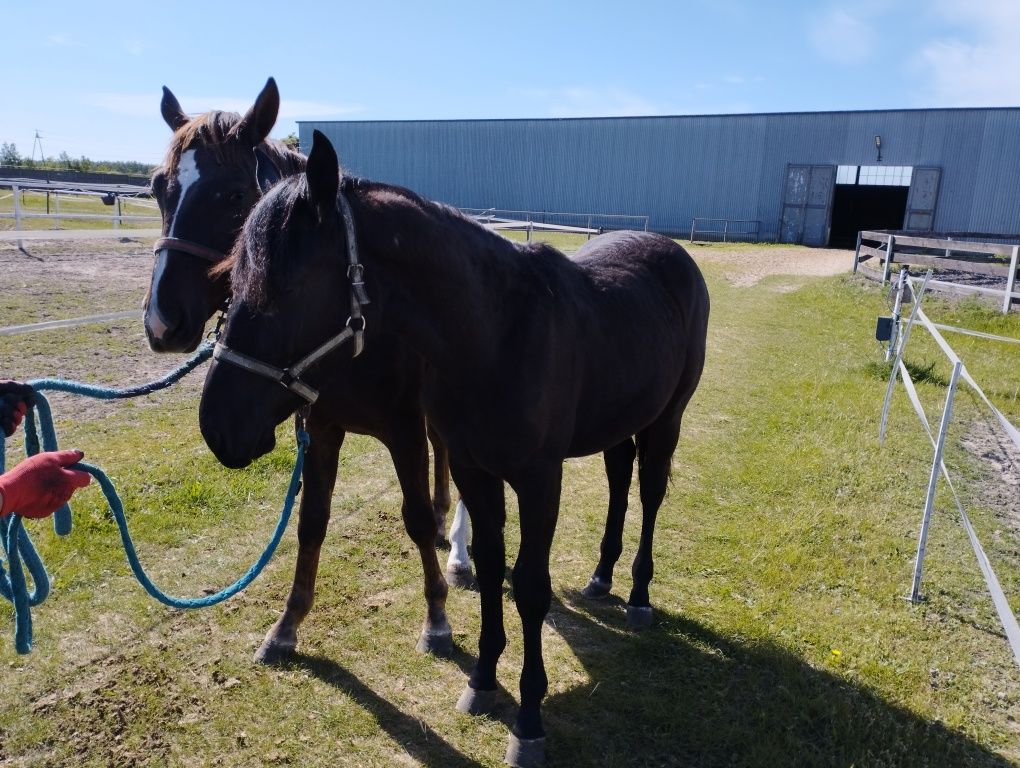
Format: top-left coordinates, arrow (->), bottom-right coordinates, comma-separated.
960,417 -> 1020,541
689,244 -> 853,286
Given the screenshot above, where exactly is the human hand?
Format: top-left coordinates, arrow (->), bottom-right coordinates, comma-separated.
0,450 -> 92,518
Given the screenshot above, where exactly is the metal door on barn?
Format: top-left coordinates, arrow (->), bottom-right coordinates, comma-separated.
779,164 -> 835,246
903,166 -> 941,231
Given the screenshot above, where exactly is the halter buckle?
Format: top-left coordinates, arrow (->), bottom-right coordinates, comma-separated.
346,315 -> 367,334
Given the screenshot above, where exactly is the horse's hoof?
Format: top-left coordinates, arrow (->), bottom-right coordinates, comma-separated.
416,627 -> 454,657
626,605 -> 654,630
580,576 -> 612,600
505,734 -> 546,768
253,639 -> 295,665
455,685 -> 498,716
446,565 -> 474,590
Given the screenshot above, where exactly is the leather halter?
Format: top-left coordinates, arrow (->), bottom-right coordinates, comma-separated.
212,181 -> 370,405
153,147 -> 281,265
153,236 -> 226,263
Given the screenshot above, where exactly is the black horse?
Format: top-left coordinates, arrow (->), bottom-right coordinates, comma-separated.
143,80 -> 454,662
199,131 -> 709,766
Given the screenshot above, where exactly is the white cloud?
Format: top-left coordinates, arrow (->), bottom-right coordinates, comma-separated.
808,8 -> 875,64
915,0 -> 1020,105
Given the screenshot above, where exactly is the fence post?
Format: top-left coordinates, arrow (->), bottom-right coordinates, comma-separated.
689,219 -> 696,243
880,270 -> 932,444
908,360 -> 963,603
1003,245 -> 1019,314
723,220 -> 729,243
853,231 -> 862,274
114,196 -> 122,229
12,184 -> 23,250
886,267 -> 908,362
882,234 -> 895,284
54,191 -> 61,229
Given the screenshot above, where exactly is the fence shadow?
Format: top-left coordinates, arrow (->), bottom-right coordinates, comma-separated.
539,590 -> 1012,767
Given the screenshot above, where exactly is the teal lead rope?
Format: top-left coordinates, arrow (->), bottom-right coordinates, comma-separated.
1,341 -> 308,653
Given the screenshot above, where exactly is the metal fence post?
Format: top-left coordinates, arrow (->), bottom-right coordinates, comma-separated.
880,270 -> 931,444
853,231 -> 862,274
882,234 -> 895,284
1003,245 -> 1019,314
54,191 -> 61,229
885,267 -> 908,362
908,360 -> 963,603
689,219 -> 696,243
114,196 -> 122,229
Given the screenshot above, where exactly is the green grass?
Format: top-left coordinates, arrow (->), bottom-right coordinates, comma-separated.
1,260 -> 1019,766
0,189 -> 158,230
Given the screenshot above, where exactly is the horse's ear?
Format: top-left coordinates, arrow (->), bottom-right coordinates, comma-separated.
160,86 -> 189,131
307,130 -> 339,216
234,77 -> 280,147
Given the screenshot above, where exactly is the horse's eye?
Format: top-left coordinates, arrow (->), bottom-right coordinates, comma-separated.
150,172 -> 166,199
229,190 -> 247,203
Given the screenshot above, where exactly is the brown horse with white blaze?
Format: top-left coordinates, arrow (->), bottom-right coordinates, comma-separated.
143,79 -> 454,662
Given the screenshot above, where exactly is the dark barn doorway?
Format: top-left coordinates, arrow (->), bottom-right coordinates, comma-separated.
829,165 -> 911,248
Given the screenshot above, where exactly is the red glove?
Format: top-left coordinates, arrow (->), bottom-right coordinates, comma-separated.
0,450 -> 92,519
1,380 -> 35,438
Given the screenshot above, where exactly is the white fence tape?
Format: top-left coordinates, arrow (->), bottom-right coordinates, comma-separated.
889,276 -> 1020,668
913,303 -> 1020,453
897,360 -> 1020,666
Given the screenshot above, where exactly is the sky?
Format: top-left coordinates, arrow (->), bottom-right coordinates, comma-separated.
3,0 -> 1019,165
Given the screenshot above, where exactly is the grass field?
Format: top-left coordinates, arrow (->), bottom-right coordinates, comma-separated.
1,246 -> 1019,767
0,189 -> 158,231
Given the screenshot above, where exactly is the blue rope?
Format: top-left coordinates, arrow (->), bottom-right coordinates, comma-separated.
1,342 -> 307,653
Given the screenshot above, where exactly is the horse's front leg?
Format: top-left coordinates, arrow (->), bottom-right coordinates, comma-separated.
387,416 -> 453,656
254,418 -> 344,664
505,463 -> 562,768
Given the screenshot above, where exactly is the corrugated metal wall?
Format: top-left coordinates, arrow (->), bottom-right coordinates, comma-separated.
300,108 -> 1020,240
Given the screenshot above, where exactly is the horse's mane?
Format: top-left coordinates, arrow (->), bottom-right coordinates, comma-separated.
219,174 -> 543,311
218,174 -> 311,310
158,110 -> 306,180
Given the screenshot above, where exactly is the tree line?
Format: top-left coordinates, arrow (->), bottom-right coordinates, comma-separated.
1,142 -> 153,176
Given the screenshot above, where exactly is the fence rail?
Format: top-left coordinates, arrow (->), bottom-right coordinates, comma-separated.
460,207 -> 649,234
854,229 -> 1020,314
1,184 -> 160,246
879,270 -> 1020,668
689,217 -> 761,243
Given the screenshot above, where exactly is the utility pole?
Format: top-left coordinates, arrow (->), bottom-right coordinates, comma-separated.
31,130 -> 44,162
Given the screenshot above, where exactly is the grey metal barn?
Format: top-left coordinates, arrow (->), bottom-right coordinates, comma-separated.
300,107 -> 1020,247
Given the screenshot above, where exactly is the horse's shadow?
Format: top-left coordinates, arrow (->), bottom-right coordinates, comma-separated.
541,590 -> 1013,767
284,650 -> 487,767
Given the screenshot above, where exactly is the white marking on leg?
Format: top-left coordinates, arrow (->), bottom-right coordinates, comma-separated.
446,500 -> 472,573
148,149 -> 201,338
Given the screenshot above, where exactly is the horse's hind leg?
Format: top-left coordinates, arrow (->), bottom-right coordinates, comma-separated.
427,421 -> 451,546
255,419 -> 344,664
451,461 -> 506,716
627,403 -> 688,631
581,438 -> 636,600
445,499 -> 474,588
387,417 -> 452,657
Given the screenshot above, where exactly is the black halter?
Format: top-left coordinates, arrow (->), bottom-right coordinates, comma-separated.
211,181 -> 370,405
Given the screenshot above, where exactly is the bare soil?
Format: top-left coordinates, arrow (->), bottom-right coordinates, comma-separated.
689,244 -> 854,286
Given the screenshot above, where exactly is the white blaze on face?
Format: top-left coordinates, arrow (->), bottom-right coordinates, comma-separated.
147,149 -> 202,339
